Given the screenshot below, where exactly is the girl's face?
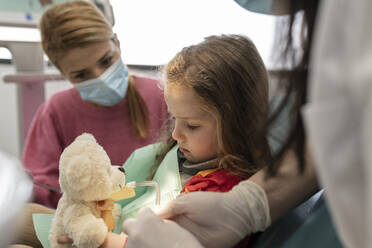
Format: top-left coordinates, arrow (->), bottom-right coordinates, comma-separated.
164,84 -> 219,163
58,40 -> 121,84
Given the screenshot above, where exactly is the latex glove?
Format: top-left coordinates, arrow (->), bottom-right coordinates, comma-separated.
123,208 -> 204,248
158,180 -> 271,248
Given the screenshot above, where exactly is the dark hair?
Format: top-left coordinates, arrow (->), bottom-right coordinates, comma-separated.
151,34 -> 272,179
268,0 -> 320,175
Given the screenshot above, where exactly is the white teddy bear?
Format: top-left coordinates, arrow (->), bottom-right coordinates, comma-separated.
49,133 -> 129,248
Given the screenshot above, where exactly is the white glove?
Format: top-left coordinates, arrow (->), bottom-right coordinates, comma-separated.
122,207 -> 204,248
158,180 -> 271,248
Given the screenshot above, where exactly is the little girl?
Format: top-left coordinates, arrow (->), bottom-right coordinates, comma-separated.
57,34 -> 271,248
153,33 -> 272,194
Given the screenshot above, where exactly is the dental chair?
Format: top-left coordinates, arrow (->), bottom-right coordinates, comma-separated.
250,190 -> 344,248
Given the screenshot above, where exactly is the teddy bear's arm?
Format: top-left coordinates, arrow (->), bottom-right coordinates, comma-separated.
113,203 -> 122,225
63,204 -> 108,248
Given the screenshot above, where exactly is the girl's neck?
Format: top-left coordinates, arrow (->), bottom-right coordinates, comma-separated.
177,149 -> 218,175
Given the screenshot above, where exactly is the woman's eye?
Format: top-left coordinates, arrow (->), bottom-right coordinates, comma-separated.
101,57 -> 113,66
74,72 -> 85,80
169,116 -> 176,124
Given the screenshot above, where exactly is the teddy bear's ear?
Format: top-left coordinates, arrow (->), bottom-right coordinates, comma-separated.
76,133 -> 96,143
66,154 -> 92,191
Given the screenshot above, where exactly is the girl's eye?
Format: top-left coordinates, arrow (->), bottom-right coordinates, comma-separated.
187,124 -> 199,130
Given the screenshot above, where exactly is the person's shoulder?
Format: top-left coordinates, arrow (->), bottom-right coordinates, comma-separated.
42,87 -> 78,113
134,74 -> 160,84
48,87 -> 75,102
133,75 -> 163,93
132,75 -> 167,116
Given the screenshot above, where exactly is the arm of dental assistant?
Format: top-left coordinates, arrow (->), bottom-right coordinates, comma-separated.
250,148 -> 319,221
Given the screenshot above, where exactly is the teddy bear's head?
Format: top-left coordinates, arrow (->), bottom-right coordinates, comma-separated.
59,133 -> 126,202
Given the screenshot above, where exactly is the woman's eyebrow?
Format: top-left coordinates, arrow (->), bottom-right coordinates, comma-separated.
69,50 -> 114,76
70,68 -> 86,76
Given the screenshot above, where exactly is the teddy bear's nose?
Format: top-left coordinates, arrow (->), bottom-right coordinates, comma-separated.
118,167 -> 125,174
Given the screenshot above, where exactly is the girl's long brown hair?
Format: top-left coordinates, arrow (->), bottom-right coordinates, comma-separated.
39,0 -> 149,139
151,34 -> 272,179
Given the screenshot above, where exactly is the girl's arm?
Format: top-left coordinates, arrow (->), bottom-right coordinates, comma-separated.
100,233 -> 127,248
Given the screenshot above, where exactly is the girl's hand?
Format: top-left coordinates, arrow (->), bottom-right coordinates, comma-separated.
122,208 -> 203,248
57,235 -> 75,247
57,233 -> 127,248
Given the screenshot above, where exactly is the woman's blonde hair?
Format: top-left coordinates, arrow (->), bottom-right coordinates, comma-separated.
151,34 -> 272,179
39,0 -> 149,139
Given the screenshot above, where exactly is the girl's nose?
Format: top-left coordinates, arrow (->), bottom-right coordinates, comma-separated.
172,124 -> 184,142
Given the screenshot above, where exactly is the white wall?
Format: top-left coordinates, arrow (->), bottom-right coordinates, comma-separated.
111,0 -> 275,67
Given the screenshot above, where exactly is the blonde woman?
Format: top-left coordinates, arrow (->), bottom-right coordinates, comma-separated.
23,0 -> 167,208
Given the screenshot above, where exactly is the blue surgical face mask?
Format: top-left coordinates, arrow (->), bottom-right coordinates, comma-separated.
74,58 -> 129,106
234,0 -> 273,15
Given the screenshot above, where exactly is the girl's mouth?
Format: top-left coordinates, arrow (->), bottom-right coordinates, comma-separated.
179,147 -> 190,154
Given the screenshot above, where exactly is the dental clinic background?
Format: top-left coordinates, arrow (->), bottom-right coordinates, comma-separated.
0,0 -> 277,158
